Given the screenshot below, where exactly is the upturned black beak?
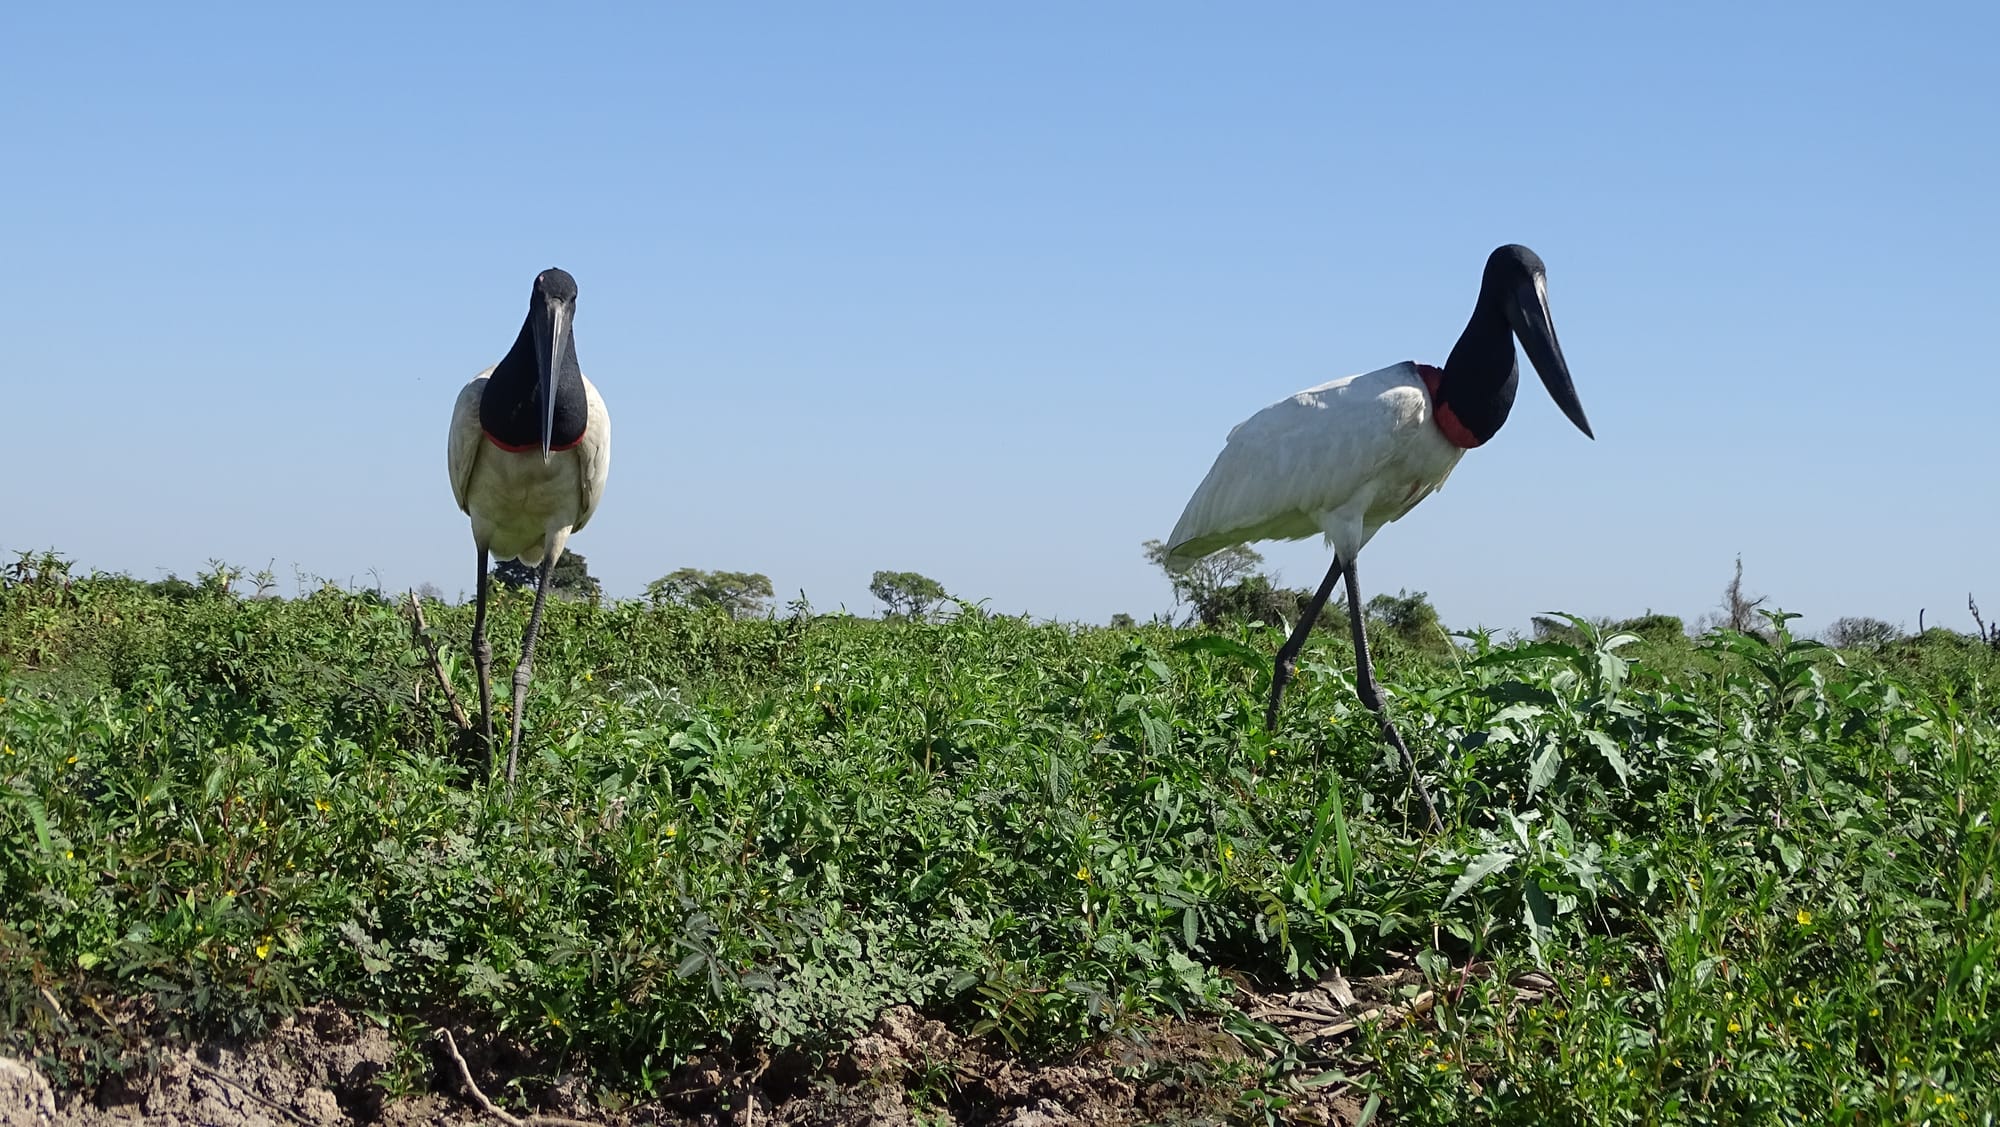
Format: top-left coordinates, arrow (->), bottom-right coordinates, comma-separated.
1507,274 -> 1593,439
533,296 -> 574,462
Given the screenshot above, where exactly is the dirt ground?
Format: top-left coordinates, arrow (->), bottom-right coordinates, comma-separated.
1,965 -> 1513,1127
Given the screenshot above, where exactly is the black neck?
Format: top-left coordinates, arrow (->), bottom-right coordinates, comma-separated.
481,312 -> 587,448
1436,292 -> 1518,445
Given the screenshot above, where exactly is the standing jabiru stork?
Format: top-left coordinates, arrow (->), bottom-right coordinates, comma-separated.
1163,245 -> 1592,831
447,267 -> 610,787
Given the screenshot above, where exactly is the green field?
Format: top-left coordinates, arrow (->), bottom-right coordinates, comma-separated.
3,556 -> 1997,1124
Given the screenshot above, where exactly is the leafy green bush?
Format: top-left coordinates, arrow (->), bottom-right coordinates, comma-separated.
1,572 -> 1995,1123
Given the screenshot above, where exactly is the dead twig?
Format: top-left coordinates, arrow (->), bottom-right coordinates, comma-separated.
408,590 -> 473,733
1307,990 -> 1439,1042
433,1028 -> 601,1127
187,1060 -> 317,1127
1973,594 -> 1997,648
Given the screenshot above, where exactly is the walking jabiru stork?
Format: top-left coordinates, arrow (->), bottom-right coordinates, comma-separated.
447,267 -> 610,786
1163,245 -> 1592,831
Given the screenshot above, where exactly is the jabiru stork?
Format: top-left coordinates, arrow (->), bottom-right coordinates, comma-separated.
447,267 -> 610,786
1163,245 -> 1592,831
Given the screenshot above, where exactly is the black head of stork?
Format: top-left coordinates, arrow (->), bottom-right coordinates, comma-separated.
483,267 -> 587,462
1437,244 -> 1593,445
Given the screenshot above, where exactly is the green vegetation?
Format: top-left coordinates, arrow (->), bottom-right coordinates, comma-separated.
869,569 -> 949,620
494,549 -> 602,602
644,568 -> 775,620
3,549 -> 1999,1124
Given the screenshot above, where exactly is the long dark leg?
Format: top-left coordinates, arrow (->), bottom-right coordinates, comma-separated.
504,553 -> 557,787
1265,554 -> 1346,731
471,547 -> 495,781
1342,557 -> 1443,833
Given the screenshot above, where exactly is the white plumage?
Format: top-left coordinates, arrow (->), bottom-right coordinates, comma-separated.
447,366 -> 611,569
447,266 -> 610,789
1161,245 -> 1595,834
1166,362 -> 1462,569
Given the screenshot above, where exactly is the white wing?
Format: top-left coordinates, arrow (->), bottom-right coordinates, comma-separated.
1166,363 -> 1456,565
446,368 -> 494,515
571,374 -> 611,533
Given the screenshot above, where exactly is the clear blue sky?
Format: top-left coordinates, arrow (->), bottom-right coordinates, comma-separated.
6,3 -> 1995,635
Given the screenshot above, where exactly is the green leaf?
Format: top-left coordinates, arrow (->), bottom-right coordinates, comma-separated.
1582,730 -> 1633,788
1170,634 -> 1267,670
23,796 -> 53,853
1444,849 -> 1514,907
1528,743 -> 1562,798
1473,641 -> 1583,668
1774,836 -> 1803,873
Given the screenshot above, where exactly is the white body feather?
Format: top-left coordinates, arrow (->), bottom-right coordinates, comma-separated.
1166,362 -> 1463,569
447,366 -> 611,567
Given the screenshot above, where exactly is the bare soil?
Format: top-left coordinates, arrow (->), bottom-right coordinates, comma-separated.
0,966 -> 1518,1127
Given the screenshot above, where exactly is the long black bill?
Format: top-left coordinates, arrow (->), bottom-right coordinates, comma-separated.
535,297 -> 573,462
1508,275 -> 1593,439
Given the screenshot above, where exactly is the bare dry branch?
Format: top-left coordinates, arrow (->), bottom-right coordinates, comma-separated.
187,1061 -> 317,1127
434,1028 -> 602,1127
1972,593 -> 1997,647
407,590 -> 473,733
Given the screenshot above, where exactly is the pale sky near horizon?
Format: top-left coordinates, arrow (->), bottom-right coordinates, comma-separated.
5,3 -> 1996,635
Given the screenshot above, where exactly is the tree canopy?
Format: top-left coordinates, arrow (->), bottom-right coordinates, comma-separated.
646,568 -> 775,620
870,570 -> 948,620
493,551 -> 600,602
1141,539 -> 1263,620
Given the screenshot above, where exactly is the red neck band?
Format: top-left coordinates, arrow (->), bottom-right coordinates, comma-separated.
1416,364 -> 1483,449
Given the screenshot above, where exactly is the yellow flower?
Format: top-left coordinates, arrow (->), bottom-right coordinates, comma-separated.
256,939 -> 273,960
1870,1007 -> 1880,1017
1792,992 -> 1803,1007
813,682 -> 823,692
1795,908 -> 1812,926
66,755 -> 77,764
1802,1040 -> 1814,1050
664,824 -> 678,838
1075,865 -> 1091,882
1600,974 -> 1612,987
583,671 -> 592,682
315,798 -> 329,813
1727,1020 -> 1741,1033
2,745 -> 11,756
1434,1061 -> 1449,1072
1092,731 -> 1105,741
548,1015 -> 562,1028
224,890 -> 235,898
1223,844 -> 1235,861
64,851 -> 73,860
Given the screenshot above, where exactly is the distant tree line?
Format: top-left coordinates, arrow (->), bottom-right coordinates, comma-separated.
12,543 -> 1996,664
